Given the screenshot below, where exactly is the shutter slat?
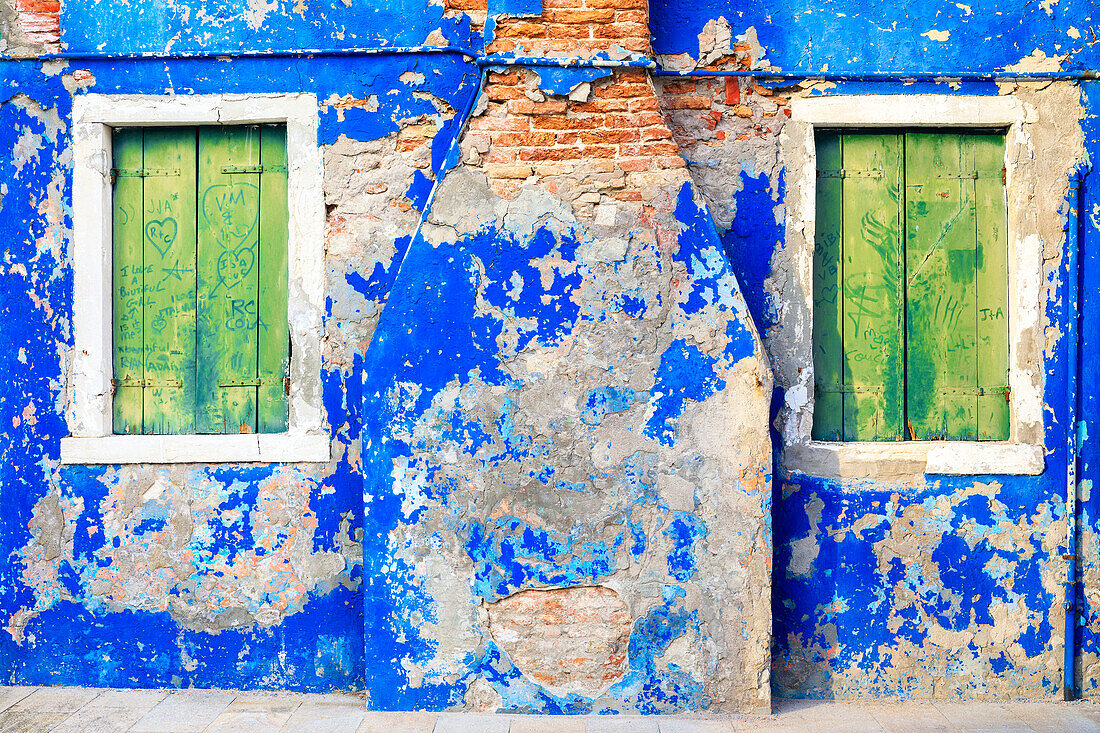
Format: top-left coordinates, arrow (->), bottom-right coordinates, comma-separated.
812,131 -> 844,440
197,126 -> 261,434
140,128 -> 198,434
111,128 -> 145,434
905,133 -> 979,440
972,134 -> 1010,440
257,126 -> 290,433
840,133 -> 905,440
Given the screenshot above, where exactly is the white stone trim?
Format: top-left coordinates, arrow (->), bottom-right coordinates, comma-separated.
61,434 -> 332,465
784,442 -> 1045,481
777,94 -> 1044,479
788,94 -> 1028,128
62,93 -> 329,464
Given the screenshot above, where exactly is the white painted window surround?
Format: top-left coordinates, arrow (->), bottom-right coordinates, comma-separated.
778,95 -> 1045,480
63,94 -> 330,464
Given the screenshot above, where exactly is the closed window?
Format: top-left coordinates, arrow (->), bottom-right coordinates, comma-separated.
111,125 -> 289,435
812,130 -> 1009,442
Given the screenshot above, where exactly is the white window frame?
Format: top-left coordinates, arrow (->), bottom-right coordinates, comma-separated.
777,95 -> 1044,479
62,93 -> 330,464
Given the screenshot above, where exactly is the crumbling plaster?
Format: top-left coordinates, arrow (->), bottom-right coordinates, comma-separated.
356,66 -> 775,711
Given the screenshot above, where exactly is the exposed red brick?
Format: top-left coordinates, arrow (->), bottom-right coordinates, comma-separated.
621,142 -> 681,157
467,116 -> 530,132
531,115 -> 599,130
509,99 -> 569,115
548,8 -> 615,22
493,131 -> 557,147
724,77 -> 741,105
15,0 -> 60,52
579,129 -> 639,144
486,587 -> 632,696
662,96 -> 712,110
585,0 -> 647,7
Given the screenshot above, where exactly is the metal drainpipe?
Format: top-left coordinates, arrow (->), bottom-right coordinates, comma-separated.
1065,165 -> 1087,700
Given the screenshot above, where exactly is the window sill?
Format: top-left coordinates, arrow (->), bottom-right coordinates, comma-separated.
60,433 -> 331,465
783,441 -> 1044,480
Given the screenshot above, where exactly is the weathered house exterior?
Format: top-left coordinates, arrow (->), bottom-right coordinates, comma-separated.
1,0 -> 1098,715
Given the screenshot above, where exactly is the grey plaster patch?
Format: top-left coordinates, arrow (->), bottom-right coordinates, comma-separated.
424,168 -> 499,241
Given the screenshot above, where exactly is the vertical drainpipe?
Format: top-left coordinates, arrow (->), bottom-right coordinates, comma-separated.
1064,164 -> 1086,701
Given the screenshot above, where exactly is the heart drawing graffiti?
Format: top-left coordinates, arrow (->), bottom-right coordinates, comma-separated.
215,246 -> 256,291
201,182 -> 260,247
145,218 -> 178,257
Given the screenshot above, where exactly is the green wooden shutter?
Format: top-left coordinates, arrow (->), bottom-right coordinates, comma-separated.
972,135 -> 1010,440
196,125 -> 288,434
112,125 -> 288,436
142,129 -> 198,434
812,132 -> 906,441
812,130 -> 1009,442
257,126 -> 290,433
111,129 -> 146,434
905,132 -> 1008,440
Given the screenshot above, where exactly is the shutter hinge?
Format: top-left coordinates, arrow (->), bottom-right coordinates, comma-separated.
220,165 -> 288,174
933,170 -> 1005,180
110,168 -> 180,181
217,378 -> 287,388
219,379 -> 263,387
937,385 -> 1009,396
818,168 -> 883,179
111,377 -> 182,390
815,384 -> 886,394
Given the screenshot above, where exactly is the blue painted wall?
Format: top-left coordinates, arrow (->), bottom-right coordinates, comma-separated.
2,0 -> 1099,709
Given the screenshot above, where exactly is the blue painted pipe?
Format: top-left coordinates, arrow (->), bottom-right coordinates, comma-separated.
1064,164 -> 1088,700
478,55 -> 656,70
6,47 -> 1095,81
653,68 -> 1099,81
30,45 -> 484,62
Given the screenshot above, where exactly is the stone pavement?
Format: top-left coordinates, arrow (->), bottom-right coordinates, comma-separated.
3,686 -> 1100,732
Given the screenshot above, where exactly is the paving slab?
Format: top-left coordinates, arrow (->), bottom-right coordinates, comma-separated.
1006,702 -> 1100,733
280,701 -> 366,733
0,687 -> 35,713
866,702 -> 955,732
130,690 -> 236,732
205,694 -> 303,732
51,705 -> 150,733
933,702 -> 1034,731
81,688 -> 170,711
586,716 -> 661,733
8,686 -> 99,713
509,713 -> 586,733
657,719 -> 736,733
358,711 -> 438,733
0,710 -> 70,733
770,699 -> 884,732
434,712 -> 512,733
